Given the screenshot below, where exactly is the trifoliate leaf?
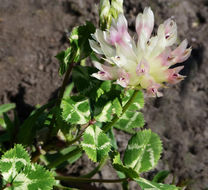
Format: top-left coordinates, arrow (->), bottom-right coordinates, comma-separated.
0,144 -> 55,190
114,111 -> 145,134
61,96 -> 91,125
135,177 -> 179,190
0,144 -> 30,182
123,130 -> 162,173
82,125 -> 111,162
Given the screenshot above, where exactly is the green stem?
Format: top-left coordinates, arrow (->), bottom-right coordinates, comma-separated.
47,147 -> 82,169
55,175 -> 128,183
81,156 -> 108,178
102,90 -> 140,132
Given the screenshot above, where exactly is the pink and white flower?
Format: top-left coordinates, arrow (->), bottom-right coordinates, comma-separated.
89,7 -> 191,97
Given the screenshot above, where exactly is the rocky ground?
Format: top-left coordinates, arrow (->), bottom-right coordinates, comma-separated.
0,0 -> 208,189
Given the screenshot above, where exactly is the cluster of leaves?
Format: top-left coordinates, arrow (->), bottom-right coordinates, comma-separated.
0,1 -> 184,190
0,144 -> 55,189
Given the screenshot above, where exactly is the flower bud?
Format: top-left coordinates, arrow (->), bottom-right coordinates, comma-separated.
99,0 -> 124,30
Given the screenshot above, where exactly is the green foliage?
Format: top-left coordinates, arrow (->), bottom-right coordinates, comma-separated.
61,96 -> 91,125
72,66 -> 101,97
17,100 -> 55,145
94,101 -> 113,122
56,22 -> 95,76
0,103 -> 16,135
82,125 -> 111,162
0,103 -> 16,116
122,90 -> 144,110
42,146 -> 82,168
110,150 -> 139,179
69,21 -> 95,62
112,98 -> 122,117
0,144 -> 55,190
153,170 -> 170,183
135,177 -> 178,190
114,111 -> 145,134
114,90 -> 145,133
123,130 -> 162,173
93,83 -> 123,122
56,47 -> 72,76
107,128 -> 118,149
0,113 -> 15,143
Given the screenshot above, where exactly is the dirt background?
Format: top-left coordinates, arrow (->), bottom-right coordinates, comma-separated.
0,0 -> 208,189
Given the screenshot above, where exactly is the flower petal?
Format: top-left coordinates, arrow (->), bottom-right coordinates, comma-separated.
94,29 -> 116,57
89,39 -> 103,54
146,83 -> 163,97
136,59 -> 150,76
116,70 -> 130,88
136,7 -> 154,49
109,14 -> 131,46
170,39 -> 192,64
167,66 -> 185,84
92,62 -> 119,80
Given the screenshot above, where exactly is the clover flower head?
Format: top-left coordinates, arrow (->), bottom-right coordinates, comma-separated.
89,7 -> 191,97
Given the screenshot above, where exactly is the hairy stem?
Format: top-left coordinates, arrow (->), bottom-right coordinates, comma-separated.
55,175 -> 128,183
47,147 -> 82,169
102,90 -> 140,132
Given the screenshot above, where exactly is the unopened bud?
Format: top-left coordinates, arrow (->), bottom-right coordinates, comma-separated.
99,0 -> 124,30
110,0 -> 123,18
99,0 -> 111,30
